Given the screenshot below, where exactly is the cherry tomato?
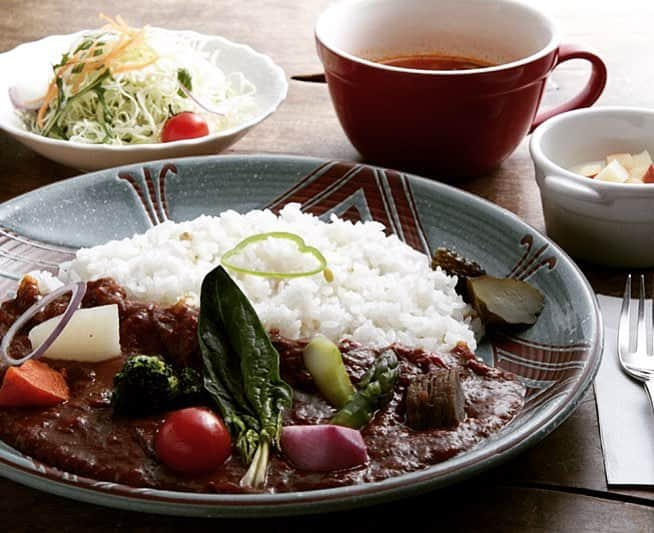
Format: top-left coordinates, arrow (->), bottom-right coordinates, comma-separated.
161,112 -> 210,143
155,407 -> 231,474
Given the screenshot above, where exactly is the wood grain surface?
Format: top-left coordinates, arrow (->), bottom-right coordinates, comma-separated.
0,0 -> 653,531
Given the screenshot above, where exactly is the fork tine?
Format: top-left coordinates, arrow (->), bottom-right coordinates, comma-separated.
638,275 -> 648,355
619,274 -> 632,354
617,274 -> 654,388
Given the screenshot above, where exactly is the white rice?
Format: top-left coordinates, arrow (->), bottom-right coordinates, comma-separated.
52,204 -> 476,353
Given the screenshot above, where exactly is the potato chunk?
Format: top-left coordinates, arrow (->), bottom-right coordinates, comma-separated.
28,304 -> 121,362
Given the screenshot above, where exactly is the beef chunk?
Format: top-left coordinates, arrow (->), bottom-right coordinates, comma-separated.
405,367 -> 465,430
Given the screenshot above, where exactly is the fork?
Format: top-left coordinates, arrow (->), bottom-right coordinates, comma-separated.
618,274 -> 654,411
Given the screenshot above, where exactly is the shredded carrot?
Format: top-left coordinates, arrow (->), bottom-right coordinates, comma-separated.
100,35 -> 131,66
111,56 -> 158,74
35,14 -> 158,129
36,83 -> 57,128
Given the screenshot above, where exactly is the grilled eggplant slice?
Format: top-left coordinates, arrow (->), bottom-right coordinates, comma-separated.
466,275 -> 544,329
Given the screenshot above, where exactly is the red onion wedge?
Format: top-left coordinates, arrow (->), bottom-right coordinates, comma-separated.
0,282 -> 86,366
281,424 -> 368,472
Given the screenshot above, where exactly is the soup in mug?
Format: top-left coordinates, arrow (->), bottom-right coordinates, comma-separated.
378,53 -> 494,71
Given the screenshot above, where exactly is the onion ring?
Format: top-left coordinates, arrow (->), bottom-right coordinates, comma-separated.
0,281 -> 87,366
177,83 -> 225,116
8,86 -> 44,111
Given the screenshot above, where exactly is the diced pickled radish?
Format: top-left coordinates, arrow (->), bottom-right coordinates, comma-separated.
629,165 -> 649,181
643,164 -> 654,183
632,150 -> 652,169
573,162 -> 603,178
28,304 -> 121,362
571,150 -> 654,185
595,160 -> 629,183
606,153 -> 634,170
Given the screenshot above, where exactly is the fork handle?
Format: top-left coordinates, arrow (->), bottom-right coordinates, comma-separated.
645,381 -> 654,413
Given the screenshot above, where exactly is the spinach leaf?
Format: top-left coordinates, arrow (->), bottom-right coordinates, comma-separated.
199,273 -> 261,462
199,265 -> 293,488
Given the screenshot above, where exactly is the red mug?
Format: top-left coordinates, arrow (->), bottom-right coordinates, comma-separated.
315,0 -> 607,178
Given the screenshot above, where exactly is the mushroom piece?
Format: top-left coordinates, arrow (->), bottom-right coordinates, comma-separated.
405,367 -> 466,430
431,248 -> 485,301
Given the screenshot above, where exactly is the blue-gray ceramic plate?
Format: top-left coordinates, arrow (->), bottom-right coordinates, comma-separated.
0,155 -> 602,517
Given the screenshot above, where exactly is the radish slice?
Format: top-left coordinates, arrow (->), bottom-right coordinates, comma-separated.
0,282 -> 86,366
281,424 -> 368,472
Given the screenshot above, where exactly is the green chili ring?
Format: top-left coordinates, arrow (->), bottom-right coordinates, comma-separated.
221,232 -> 330,279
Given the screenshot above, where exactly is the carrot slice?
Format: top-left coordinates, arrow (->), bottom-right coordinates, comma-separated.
0,360 -> 69,407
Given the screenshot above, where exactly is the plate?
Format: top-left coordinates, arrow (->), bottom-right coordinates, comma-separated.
0,155 -> 602,517
0,29 -> 287,171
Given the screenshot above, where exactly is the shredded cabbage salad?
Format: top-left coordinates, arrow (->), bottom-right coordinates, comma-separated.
20,15 -> 257,144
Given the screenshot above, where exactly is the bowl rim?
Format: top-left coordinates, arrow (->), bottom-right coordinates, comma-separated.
314,0 -> 559,76
530,106 -> 654,192
0,28 -> 288,152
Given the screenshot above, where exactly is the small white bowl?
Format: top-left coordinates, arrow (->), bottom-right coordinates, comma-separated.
530,107 -> 654,267
0,29 -> 287,171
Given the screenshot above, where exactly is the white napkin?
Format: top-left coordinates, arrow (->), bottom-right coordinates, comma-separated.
595,294 -> 654,486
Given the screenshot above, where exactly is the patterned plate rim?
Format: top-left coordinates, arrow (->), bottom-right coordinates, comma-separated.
0,154 -> 603,516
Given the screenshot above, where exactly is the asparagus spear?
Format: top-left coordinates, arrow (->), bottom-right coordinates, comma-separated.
330,349 -> 399,429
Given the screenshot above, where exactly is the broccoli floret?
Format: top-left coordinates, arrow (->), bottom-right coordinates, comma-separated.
175,367 -> 204,407
112,355 -> 179,416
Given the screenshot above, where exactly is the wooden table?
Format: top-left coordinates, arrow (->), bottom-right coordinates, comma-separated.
0,1 -> 652,531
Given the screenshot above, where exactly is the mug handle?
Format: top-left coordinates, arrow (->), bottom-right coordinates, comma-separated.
530,44 -> 607,132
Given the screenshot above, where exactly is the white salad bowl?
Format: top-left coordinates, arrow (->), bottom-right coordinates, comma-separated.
0,29 -> 287,171
530,107 -> 654,268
